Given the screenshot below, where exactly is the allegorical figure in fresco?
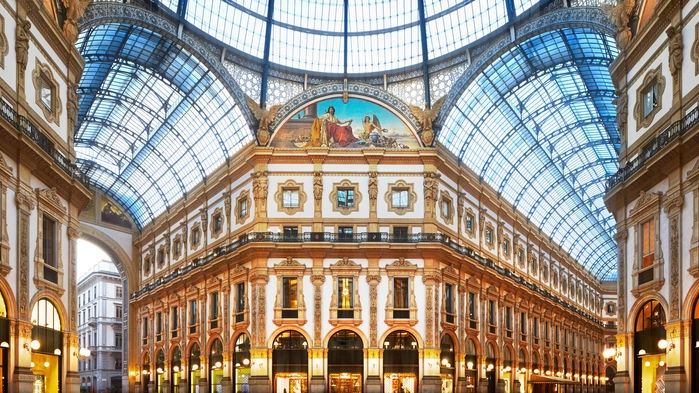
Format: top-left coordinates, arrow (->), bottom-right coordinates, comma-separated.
311,105 -> 358,147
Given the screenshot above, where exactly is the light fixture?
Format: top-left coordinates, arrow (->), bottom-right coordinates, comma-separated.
603,347 -> 616,359
658,338 -> 675,353
242,358 -> 250,366
75,347 -> 91,360
192,364 -> 199,371
214,361 -> 222,369
54,348 -> 62,355
142,369 -> 150,375
644,361 -> 651,367
0,341 -> 8,348
637,349 -> 646,356
24,340 -> 40,351
43,361 -> 50,368
157,367 -> 164,374
659,361 -> 665,367
467,361 -> 474,370
173,365 -> 180,373
486,364 -> 494,371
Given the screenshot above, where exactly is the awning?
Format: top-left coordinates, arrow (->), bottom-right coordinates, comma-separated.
528,375 -> 581,385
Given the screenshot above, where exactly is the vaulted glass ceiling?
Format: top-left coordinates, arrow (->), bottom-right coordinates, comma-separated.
74,0 -> 619,281
440,27 -> 620,281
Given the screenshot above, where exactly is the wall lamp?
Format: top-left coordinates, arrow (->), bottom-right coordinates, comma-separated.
0,341 -> 9,348
75,347 -> 91,360
24,340 -> 40,351
658,339 -> 675,353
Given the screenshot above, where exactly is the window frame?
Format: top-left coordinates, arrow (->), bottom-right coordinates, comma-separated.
275,179 -> 307,215
330,179 -> 362,215
235,191 -> 250,224
329,257 -> 363,324
32,60 -> 62,124
385,180 -> 417,215
385,257 -> 417,324
634,66 -> 665,129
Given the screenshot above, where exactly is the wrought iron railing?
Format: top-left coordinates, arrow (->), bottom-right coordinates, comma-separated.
606,106 -> 699,191
132,231 -> 603,326
0,100 -> 89,185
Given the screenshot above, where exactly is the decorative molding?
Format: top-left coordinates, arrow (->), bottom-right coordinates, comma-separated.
31,59 -> 62,125
633,66 -> 665,130
275,179 -> 307,216
384,179 -> 417,216
329,179 -> 362,215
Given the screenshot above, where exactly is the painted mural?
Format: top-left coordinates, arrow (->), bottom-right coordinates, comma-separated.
270,98 -> 420,149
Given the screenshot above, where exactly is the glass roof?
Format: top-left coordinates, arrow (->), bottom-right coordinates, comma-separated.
173,0 -> 537,74
75,1 -> 620,281
74,23 -> 252,226
439,27 -> 619,281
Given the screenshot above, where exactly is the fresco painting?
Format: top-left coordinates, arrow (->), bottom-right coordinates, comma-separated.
270,98 -> 420,149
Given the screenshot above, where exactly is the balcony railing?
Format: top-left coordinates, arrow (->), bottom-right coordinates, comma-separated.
606,106 -> 699,191
0,100 -> 88,185
132,231 -> 603,327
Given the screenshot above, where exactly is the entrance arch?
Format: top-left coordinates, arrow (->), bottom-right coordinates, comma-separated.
633,299 -> 666,393
328,330 -> 363,393
382,330 -> 419,393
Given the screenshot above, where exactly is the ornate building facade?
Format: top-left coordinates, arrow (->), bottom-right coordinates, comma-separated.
605,0 -> 699,392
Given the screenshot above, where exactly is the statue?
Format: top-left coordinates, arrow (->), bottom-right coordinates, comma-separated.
16,19 -> 30,76
667,25 -> 683,77
245,95 -> 281,145
604,0 -> 635,50
62,0 -> 93,43
409,96 -> 446,146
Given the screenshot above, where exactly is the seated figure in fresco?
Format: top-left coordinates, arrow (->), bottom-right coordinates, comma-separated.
311,106 -> 358,147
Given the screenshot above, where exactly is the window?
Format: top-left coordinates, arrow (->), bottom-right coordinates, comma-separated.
156,312 -> 162,341
439,193 -> 453,223
143,254 -> 152,276
488,299 -> 496,333
238,197 -> 248,218
465,214 -> 474,233
533,317 -> 539,342
283,226 -> 298,240
115,304 -> 122,319
235,282 -> 245,323
468,292 -> 477,329
392,189 -> 409,208
503,239 -> 509,255
385,180 -> 416,214
42,214 -> 58,283
517,249 -> 525,267
331,180 -> 362,214
444,283 -> 454,324
393,277 -> 409,319
211,209 -> 223,236
338,277 -> 354,318
142,317 -> 148,344
642,81 -> 658,118
520,312 -> 527,341
282,277 -> 299,318
505,306 -> 512,338
32,62 -> 60,123
634,66 -> 664,128
641,218 -> 654,269
171,306 -> 179,337
393,226 -> 409,242
210,291 -> 219,328
236,192 -> 251,224
338,226 -> 353,241
282,189 -> 299,207
157,248 -> 165,268
191,226 -> 201,247
189,299 -> 197,334
115,332 -> 122,348
39,73 -> 53,109
116,286 -> 122,298
337,188 -> 354,207
485,228 -> 493,245
173,237 -> 182,259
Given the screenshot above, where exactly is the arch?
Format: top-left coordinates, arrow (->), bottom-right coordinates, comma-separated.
0,278 -> 16,319
267,327 -> 310,350
323,326 -> 368,349
30,292 -> 65,331
626,293 -> 669,335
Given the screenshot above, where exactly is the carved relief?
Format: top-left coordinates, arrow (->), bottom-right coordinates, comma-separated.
0,15 -> 8,68
32,60 -> 63,125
